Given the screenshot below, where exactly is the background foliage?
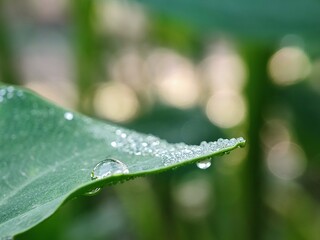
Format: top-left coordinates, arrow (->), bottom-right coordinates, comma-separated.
1,0 -> 320,239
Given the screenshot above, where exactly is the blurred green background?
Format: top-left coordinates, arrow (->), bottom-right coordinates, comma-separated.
1,0 -> 320,239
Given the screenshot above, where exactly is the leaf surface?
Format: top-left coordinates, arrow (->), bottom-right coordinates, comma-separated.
0,86 -> 245,237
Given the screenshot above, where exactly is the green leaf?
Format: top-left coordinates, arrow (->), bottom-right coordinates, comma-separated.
0,86 -> 245,238
134,0 -> 320,45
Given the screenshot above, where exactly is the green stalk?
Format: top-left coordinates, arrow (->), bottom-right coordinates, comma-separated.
242,45 -> 273,240
212,167 -> 247,240
72,0 -> 98,114
0,1 -> 20,85
115,179 -> 167,240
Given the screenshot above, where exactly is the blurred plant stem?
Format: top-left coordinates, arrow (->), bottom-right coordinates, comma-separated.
0,1 -> 20,85
72,0 -> 99,114
151,174 -> 178,240
212,167 -> 247,240
242,45 -> 273,240
115,179 -> 166,240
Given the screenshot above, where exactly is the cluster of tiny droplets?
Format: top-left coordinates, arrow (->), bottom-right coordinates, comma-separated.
0,86 -> 24,103
110,129 -> 245,166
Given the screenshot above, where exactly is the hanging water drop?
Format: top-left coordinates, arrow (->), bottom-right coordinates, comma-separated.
84,187 -> 102,196
64,112 -> 74,120
91,158 -> 129,180
196,159 -> 212,169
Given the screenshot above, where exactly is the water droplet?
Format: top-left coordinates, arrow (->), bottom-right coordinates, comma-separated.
17,90 -> 24,97
7,92 -> 13,99
2,236 -> 14,240
84,187 -> 102,196
108,128 -> 246,167
7,86 -> 14,92
64,112 -> 74,120
121,133 -> 127,138
196,159 -> 212,169
31,203 -> 41,209
91,158 -> 129,180
116,129 -> 122,135
0,88 -> 6,96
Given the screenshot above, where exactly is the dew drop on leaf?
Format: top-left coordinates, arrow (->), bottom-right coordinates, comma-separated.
64,112 -> 74,120
91,158 -> 129,180
109,130 -> 246,167
2,236 -> 14,240
85,159 -> 129,196
196,159 -> 212,169
84,187 -> 102,196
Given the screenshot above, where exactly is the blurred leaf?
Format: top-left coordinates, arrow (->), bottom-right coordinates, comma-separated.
125,105 -> 223,144
0,86 -> 245,238
279,83 -> 320,162
134,0 -> 320,47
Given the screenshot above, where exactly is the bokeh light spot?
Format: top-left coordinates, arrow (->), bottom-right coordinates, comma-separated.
268,47 -> 311,85
94,82 -> 139,122
146,48 -> 200,109
205,91 -> 246,128
200,46 -> 247,92
172,175 -> 211,220
267,142 -> 307,180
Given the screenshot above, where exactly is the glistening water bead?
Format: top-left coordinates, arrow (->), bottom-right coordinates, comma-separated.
109,128 -> 246,167
86,158 -> 129,196
196,159 -> 212,169
91,158 -> 129,180
84,187 -> 101,196
64,112 -> 74,120
0,86 -> 24,103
